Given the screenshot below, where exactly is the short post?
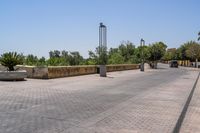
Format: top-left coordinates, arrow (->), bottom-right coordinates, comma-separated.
140,38 -> 145,71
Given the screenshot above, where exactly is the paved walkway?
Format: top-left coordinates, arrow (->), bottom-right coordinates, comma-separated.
180,73 -> 200,133
0,64 -> 199,133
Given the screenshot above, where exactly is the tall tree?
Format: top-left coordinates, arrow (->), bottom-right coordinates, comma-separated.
108,52 -> 124,64
38,57 -> 46,66
118,41 -> 135,63
162,48 -> 179,61
49,50 -> 61,58
148,42 -> 167,68
185,41 -> 200,67
86,50 -> 98,65
61,50 -> 68,58
136,45 -> 150,63
68,51 -> 83,65
176,43 -> 191,60
25,54 -> 38,66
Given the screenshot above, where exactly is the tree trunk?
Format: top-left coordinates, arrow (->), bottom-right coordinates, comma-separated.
196,58 -> 198,68
8,66 -> 14,71
154,61 -> 157,69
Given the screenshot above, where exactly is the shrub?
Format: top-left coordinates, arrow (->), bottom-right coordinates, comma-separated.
0,52 -> 23,71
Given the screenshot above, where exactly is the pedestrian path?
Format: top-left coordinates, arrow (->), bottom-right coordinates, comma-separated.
180,73 -> 200,133
0,65 -> 198,133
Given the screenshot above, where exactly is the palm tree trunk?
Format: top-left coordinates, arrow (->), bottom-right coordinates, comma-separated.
8,66 -> 15,71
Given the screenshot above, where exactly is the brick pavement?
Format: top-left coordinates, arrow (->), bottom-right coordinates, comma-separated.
180,72 -> 200,133
66,70 -> 198,133
0,64 -> 199,133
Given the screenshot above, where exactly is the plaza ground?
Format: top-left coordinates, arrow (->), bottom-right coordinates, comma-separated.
0,64 -> 199,133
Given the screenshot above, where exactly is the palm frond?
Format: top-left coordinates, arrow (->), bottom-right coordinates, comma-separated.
0,52 -> 23,71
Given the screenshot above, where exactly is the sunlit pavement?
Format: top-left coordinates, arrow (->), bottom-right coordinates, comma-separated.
180,69 -> 200,133
0,64 -> 199,133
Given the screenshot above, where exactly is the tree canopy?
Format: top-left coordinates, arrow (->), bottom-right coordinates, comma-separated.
148,42 -> 167,62
185,41 -> 200,61
1,39 -> 200,67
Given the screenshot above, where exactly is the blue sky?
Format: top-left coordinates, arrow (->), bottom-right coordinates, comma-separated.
0,0 -> 199,58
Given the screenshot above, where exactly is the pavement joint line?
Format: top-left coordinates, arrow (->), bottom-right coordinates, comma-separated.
173,72 -> 200,133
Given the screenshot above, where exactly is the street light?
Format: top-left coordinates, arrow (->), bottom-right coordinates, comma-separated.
140,38 -> 145,71
99,22 -> 107,77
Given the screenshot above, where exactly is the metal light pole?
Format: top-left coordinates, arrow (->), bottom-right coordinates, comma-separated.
99,22 -> 107,77
99,23 -> 107,57
140,38 -> 145,71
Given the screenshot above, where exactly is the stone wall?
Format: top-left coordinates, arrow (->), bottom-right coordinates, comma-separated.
106,64 -> 139,72
0,64 -> 139,79
20,66 -> 48,79
48,66 -> 97,79
47,64 -> 139,79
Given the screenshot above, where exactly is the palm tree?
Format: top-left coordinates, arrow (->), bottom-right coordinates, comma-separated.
0,52 -> 23,71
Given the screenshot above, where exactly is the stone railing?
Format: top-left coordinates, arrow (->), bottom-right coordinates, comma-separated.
107,64 -> 139,72
0,64 -> 139,79
19,66 -> 49,79
48,66 -> 97,79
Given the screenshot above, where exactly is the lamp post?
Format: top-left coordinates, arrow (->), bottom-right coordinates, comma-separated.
140,38 -> 145,71
99,22 -> 107,77
99,23 -> 107,57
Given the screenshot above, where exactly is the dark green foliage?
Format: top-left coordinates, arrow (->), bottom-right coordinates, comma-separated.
85,50 -> 98,65
68,51 -> 84,65
46,50 -> 84,66
108,52 -> 124,64
136,45 -> 150,63
38,57 -> 46,66
3,39 -> 199,67
25,54 -> 38,66
148,42 -> 167,61
46,57 -> 65,66
25,54 -> 46,66
0,52 -> 23,71
88,41 -> 137,65
118,41 -> 135,63
177,42 -> 191,60
49,50 -> 61,58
